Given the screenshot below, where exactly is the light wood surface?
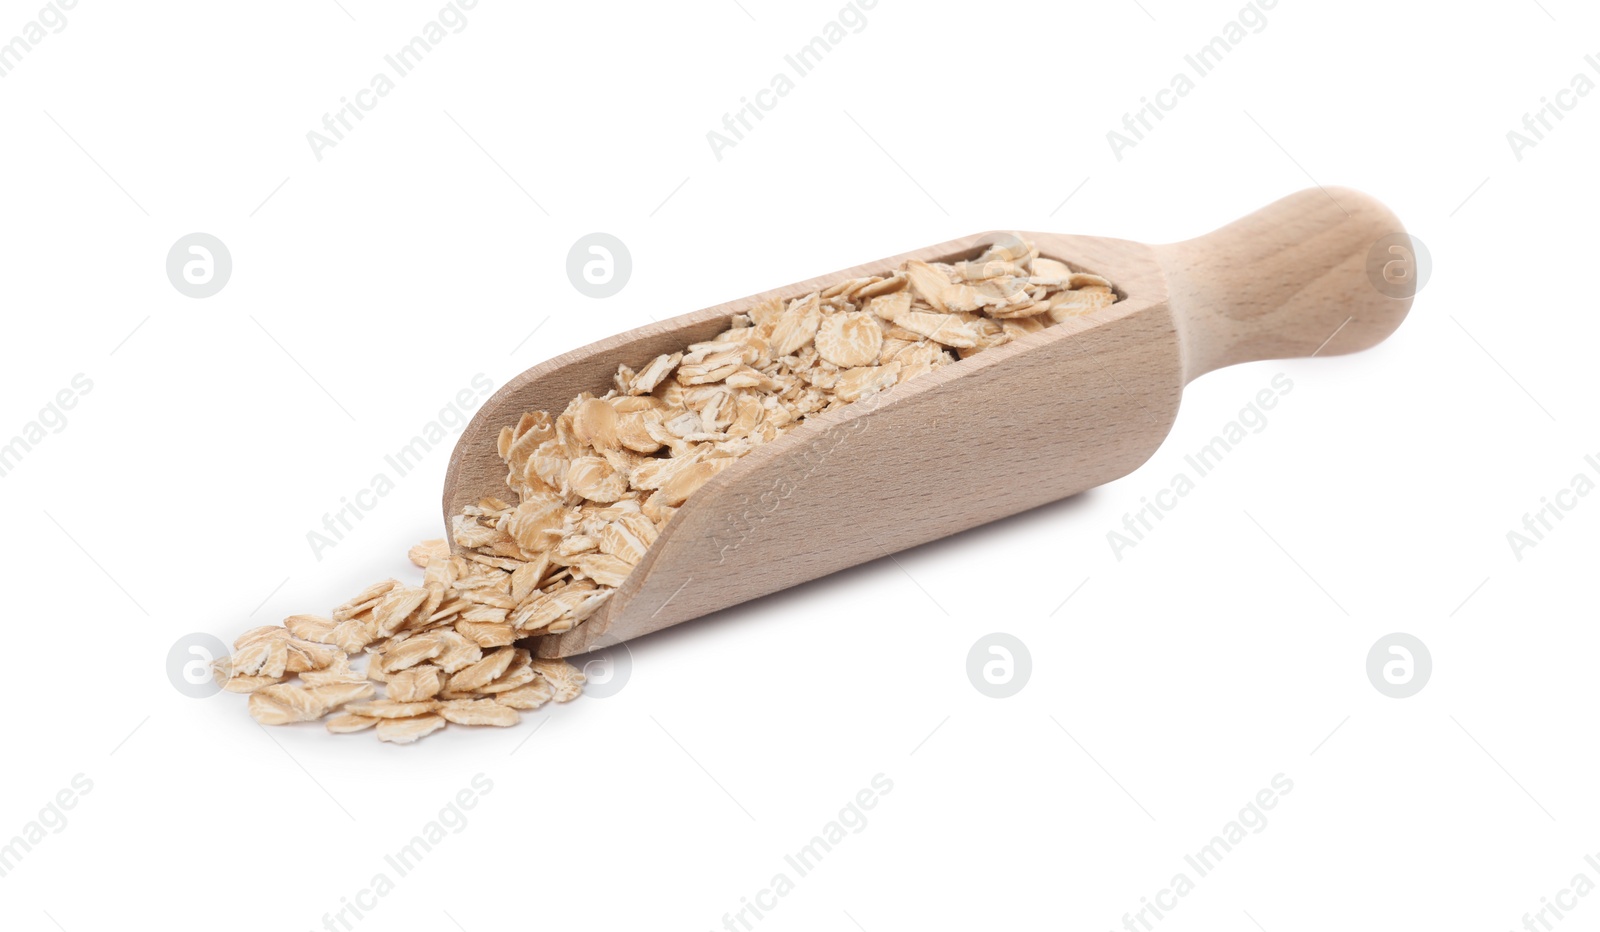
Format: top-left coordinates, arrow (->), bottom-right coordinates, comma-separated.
443,187 -> 1414,657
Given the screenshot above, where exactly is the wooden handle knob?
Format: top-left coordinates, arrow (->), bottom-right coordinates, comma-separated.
1153,187 -> 1417,383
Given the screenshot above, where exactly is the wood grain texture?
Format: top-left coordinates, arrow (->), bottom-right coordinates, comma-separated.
1157,186 -> 1413,382
442,188 -> 1413,656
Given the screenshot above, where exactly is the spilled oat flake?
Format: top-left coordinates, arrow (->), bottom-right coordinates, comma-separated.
217,235 -> 1117,743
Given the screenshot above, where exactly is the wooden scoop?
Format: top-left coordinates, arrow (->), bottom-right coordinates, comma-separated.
444,187 -> 1414,657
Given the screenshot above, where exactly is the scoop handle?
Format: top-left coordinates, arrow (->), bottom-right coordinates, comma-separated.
1152,187 -> 1417,383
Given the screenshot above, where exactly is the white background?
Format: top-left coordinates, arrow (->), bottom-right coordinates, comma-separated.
1,1 -> 1595,930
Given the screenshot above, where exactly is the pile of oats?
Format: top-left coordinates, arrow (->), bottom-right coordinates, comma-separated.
214,539 -> 585,745
217,235 -> 1116,743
